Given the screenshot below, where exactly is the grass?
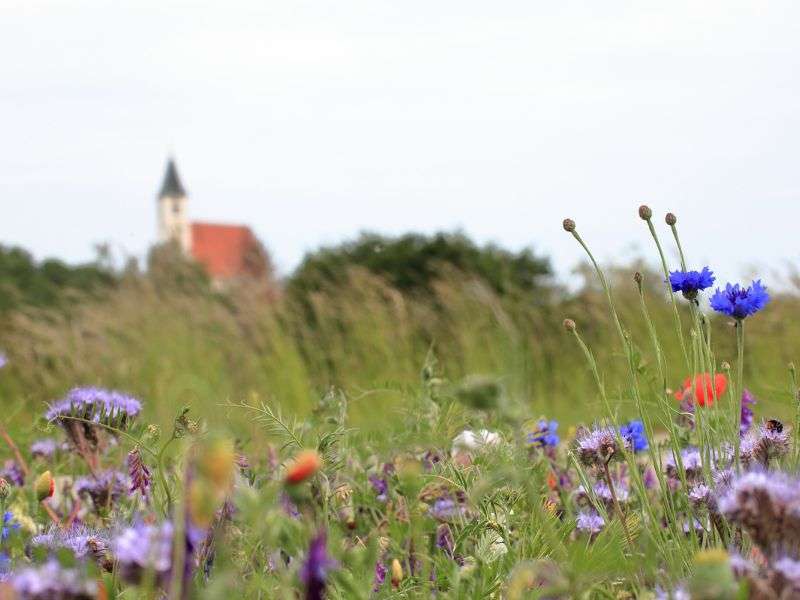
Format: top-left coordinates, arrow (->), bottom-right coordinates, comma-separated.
0,206 -> 798,597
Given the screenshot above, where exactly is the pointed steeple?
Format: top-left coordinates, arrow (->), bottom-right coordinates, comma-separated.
158,157 -> 186,198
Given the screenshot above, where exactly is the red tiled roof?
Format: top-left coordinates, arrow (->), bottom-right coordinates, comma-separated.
190,222 -> 260,279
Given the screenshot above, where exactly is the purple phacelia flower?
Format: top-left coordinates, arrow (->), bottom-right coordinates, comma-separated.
717,471 -> 800,558
29,438 -> 57,460
75,470 -> 128,511
575,427 -> 629,467
740,420 -> 790,468
369,474 -> 388,502
127,447 -> 151,499
669,267 -> 715,300
10,559 -> 98,599
740,389 -> 757,436
29,525 -> 110,565
710,280 -> 770,320
527,419 -> 559,448
299,531 -> 338,600
575,510 -> 605,536
665,447 -> 704,483
688,484 -> 711,508
429,497 -> 467,522
1,460 -> 24,487
112,521 -> 174,586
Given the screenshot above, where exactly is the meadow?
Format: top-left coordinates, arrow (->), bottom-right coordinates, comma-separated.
0,206 -> 799,597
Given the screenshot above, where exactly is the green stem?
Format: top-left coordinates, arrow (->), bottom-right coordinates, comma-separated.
733,321 -> 745,471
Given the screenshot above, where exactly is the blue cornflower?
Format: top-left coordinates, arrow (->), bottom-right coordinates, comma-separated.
527,419 -> 559,447
669,267 -> 715,299
710,280 -> 770,320
1,512 -> 19,542
619,420 -> 648,453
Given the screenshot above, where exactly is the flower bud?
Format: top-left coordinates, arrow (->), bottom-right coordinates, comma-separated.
0,478 -> 9,500
390,558 -> 403,587
721,362 -> 731,372
638,205 -> 652,220
562,218 -> 575,232
285,450 -> 322,485
665,212 -> 677,226
563,319 -> 576,332
34,470 -> 54,502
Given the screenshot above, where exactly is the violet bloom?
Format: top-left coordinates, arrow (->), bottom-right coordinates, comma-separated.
29,438 -> 57,460
0,461 -> 24,487
740,420 -> 790,468
740,390 -> 757,436
665,447 -> 704,484
429,497 -> 467,522
527,419 -> 559,448
10,559 -> 98,599
372,560 -> 387,592
75,470 -> 128,511
669,267 -> 715,300
299,531 -> 338,600
575,427 -> 628,467
29,525 -> 110,565
575,510 -> 605,536
127,447 -> 152,498
112,521 -> 174,586
368,474 -> 388,502
46,387 -> 142,453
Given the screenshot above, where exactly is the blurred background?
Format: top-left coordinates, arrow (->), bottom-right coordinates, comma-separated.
2,1 -> 799,433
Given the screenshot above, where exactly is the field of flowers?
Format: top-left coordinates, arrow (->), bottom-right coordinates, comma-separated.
0,206 -> 798,598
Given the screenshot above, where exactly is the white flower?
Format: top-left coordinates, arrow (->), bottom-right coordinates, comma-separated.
451,429 -> 502,456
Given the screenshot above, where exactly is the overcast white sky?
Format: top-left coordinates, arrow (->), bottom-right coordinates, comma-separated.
2,1 -> 799,285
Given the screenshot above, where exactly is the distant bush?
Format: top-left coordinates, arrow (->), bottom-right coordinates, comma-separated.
0,245 -> 115,314
288,231 -> 552,298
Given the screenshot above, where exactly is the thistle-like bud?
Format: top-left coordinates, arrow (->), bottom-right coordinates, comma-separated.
638,205 -> 653,220
562,218 -> 576,232
563,319 -> 576,332
34,470 -> 54,502
665,212 -> 677,226
721,362 -> 731,372
0,477 -> 9,500
390,558 -> 403,587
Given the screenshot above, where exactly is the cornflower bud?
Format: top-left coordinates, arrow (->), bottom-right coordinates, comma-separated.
0,478 -> 9,501
562,218 -> 576,232
638,205 -> 652,220
665,212 -> 677,226
563,319 -> 576,332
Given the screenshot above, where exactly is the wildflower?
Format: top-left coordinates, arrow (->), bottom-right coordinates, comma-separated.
10,559 -> 98,599
436,523 -> 455,557
751,419 -> 790,467
451,429 -> 502,457
619,420 -> 648,452
29,525 -> 110,565
638,205 -> 653,220
527,419 -> 559,448
368,474 -> 388,502
665,212 -> 677,226
34,470 -> 54,502
285,450 -> 322,485
112,521 -> 174,586
29,438 -> 57,460
127,447 -> 151,498
372,560 -> 387,592
688,484 -> 711,508
674,373 -> 727,407
740,389 -> 757,436
717,471 -> 800,558
1,461 -> 24,487
1,512 -> 18,542
299,531 -> 338,600
562,218 -> 576,232
665,447 -> 704,484
575,427 -> 627,467
710,280 -> 770,319
669,267 -> 715,300
575,510 -> 605,536
280,491 -> 301,519
74,470 -> 128,510
0,353 -> 6,369
429,497 -> 467,522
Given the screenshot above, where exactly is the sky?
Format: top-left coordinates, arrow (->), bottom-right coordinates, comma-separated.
2,1 -> 799,286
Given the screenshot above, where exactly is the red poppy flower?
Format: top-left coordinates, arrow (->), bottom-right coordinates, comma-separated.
285,450 -> 322,485
674,373 -> 727,407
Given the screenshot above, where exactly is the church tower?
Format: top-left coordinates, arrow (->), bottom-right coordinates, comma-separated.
157,158 -> 191,254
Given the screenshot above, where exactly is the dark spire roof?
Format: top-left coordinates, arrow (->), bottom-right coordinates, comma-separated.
158,158 -> 186,198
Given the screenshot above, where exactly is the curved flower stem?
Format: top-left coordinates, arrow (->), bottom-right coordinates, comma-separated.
0,422 -> 29,478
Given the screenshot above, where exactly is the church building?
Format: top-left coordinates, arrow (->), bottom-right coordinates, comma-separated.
156,158 -> 271,282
